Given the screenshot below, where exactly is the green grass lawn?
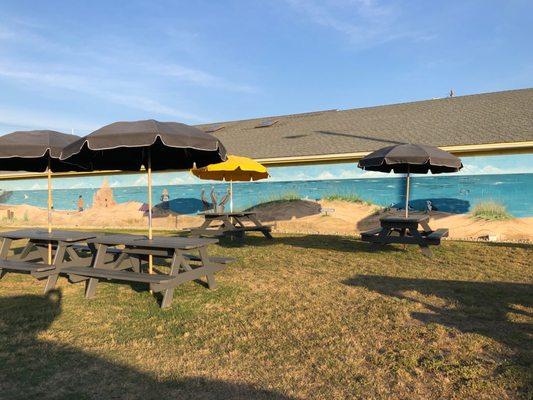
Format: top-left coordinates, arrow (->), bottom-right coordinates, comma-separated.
0,234 -> 531,399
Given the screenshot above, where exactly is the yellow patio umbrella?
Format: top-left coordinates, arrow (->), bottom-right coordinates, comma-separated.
191,155 -> 269,212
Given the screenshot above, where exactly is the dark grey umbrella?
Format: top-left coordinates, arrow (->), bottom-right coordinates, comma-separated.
358,143 -> 462,217
60,119 -> 227,171
0,130 -> 82,263
60,119 -> 227,273
0,130 -> 81,172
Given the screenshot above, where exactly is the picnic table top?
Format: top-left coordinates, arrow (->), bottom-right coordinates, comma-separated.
198,211 -> 256,217
379,215 -> 429,224
87,233 -> 147,245
91,235 -> 218,250
0,229 -> 97,242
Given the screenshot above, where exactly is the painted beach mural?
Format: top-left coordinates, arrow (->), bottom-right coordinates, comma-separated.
1,153 -> 532,241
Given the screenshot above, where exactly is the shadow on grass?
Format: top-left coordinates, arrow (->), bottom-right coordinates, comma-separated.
0,290 -> 296,399
218,234 -> 403,254
344,275 -> 533,368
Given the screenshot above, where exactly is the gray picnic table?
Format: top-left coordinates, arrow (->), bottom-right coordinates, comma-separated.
360,215 -> 448,257
0,229 -> 97,292
61,234 -> 233,308
188,211 -> 273,240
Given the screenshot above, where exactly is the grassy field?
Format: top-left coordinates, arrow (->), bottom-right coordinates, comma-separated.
0,233 -> 531,399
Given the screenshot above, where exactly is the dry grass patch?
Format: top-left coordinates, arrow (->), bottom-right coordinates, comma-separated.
0,233 -> 531,399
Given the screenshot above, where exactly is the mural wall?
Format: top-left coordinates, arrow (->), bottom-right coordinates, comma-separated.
1,153 -> 532,241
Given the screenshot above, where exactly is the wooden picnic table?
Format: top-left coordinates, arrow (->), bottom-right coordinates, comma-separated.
62,234 -> 232,308
188,211 -> 273,240
0,229 -> 97,292
360,215 -> 448,257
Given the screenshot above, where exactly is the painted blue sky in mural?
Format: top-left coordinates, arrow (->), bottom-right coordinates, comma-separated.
1,154 -> 532,191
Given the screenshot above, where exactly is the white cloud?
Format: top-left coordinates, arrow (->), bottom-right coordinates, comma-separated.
0,18 -> 256,118
316,171 -> 336,180
339,169 -> 361,179
66,182 -> 85,189
0,106 -> 97,134
0,63 -> 203,121
359,170 -> 391,178
459,163 -> 533,176
168,174 -> 200,185
133,176 -> 147,186
285,0 -> 426,48
151,64 -> 257,94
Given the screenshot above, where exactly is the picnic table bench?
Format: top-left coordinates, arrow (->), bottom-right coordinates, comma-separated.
186,211 -> 273,241
361,215 -> 448,257
0,229 -> 97,292
62,235 -> 233,308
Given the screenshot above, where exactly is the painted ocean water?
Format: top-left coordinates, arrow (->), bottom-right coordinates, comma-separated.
1,173 -> 532,217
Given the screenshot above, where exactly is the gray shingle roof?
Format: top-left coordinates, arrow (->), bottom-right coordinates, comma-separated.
196,88 -> 533,161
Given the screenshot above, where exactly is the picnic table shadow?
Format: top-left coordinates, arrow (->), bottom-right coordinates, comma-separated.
0,290 -> 296,400
220,233 -> 403,253
344,275 -> 532,366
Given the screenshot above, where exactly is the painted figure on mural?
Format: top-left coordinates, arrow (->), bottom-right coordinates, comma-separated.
77,195 -> 84,212
160,188 -> 170,210
201,187 -> 230,212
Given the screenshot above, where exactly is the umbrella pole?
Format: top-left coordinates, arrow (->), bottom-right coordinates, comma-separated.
148,149 -> 153,275
230,181 -> 233,212
405,166 -> 410,218
47,159 -> 52,264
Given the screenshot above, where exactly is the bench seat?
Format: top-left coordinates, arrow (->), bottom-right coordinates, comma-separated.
183,254 -> 235,264
62,266 -> 172,284
426,228 -> 449,242
0,259 -> 55,275
360,227 -> 383,237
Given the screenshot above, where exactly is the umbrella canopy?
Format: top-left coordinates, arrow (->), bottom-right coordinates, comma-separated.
0,130 -> 82,264
191,155 -> 269,181
0,130 -> 81,172
60,119 -> 227,275
60,119 -> 226,171
191,155 -> 269,212
358,143 -> 462,217
358,143 -> 463,174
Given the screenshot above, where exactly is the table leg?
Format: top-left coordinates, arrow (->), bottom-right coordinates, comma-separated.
160,250 -> 186,308
420,245 -> 432,257
85,278 -> 99,298
408,228 -> 433,257
199,247 -> 217,289
93,243 -> 110,269
43,241 -> 67,294
34,242 -> 50,263
231,216 -> 246,228
248,214 -> 271,235
0,237 -> 12,259
18,241 -> 34,260
0,238 -> 13,280
419,220 -> 432,233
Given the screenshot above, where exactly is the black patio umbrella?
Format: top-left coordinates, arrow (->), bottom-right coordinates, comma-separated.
60,119 -> 227,273
0,130 -> 82,263
358,143 -> 462,217
0,130 -> 80,172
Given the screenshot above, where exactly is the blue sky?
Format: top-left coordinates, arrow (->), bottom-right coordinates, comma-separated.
1,0 -> 532,135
